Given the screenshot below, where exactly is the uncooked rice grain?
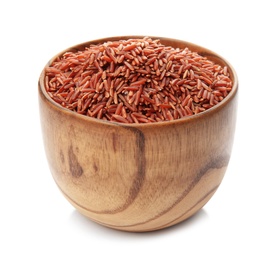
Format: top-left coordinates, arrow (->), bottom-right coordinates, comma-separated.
45,37 -> 233,124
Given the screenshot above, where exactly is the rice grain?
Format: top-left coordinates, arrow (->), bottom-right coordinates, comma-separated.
45,37 -> 233,123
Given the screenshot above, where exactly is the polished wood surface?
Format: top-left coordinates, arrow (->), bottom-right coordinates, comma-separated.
39,36 -> 238,232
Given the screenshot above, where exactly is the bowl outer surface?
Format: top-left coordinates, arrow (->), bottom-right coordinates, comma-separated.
39,36 -> 238,231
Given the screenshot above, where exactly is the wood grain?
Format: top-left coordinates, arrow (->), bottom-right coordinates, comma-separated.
39,36 -> 238,232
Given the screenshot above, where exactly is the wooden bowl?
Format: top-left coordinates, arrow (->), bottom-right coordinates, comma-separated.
38,36 -> 238,232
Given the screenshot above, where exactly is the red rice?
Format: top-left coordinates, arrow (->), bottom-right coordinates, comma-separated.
45,37 -> 233,124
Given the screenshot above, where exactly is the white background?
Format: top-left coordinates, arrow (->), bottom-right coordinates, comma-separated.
1,0 -> 275,259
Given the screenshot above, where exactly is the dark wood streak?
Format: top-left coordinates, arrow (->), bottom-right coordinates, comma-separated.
60,150 -> 65,164
60,153 -> 229,225
100,126 -> 146,214
113,154 -> 230,228
73,185 -> 220,231
68,145 -> 83,178
61,127 -> 146,214
149,185 -> 219,231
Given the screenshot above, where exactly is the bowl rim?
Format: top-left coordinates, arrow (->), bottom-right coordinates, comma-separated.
39,35 -> 238,129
